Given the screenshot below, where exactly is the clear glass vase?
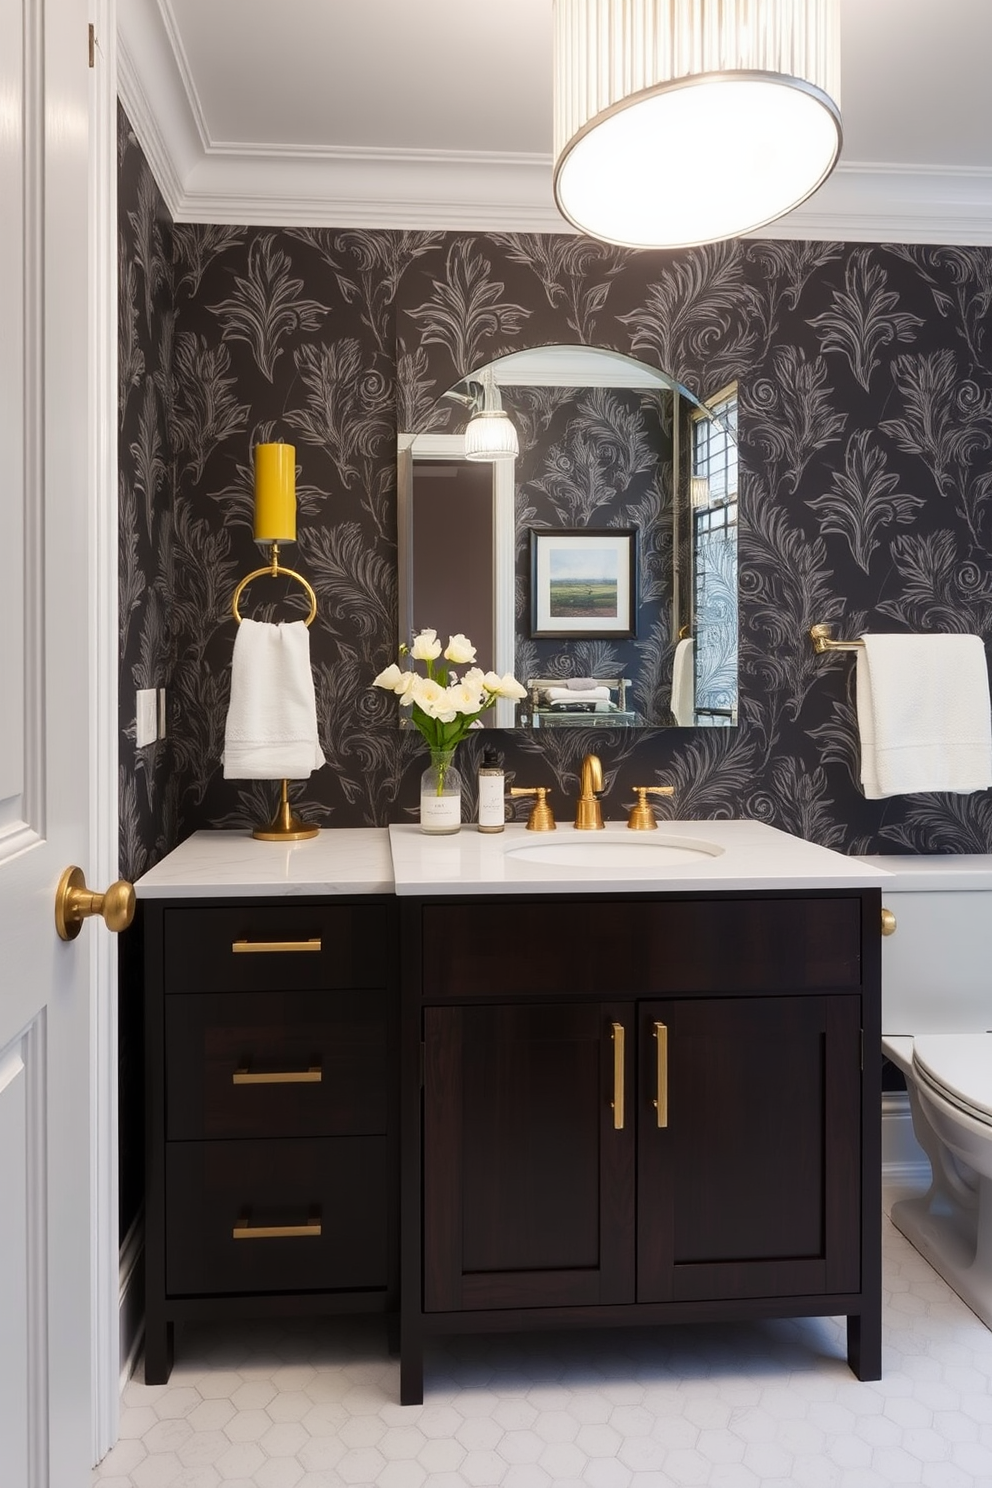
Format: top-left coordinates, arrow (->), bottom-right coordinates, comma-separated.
419,747 -> 462,835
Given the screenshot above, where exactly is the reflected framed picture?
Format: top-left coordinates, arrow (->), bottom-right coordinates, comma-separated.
529,527 -> 637,639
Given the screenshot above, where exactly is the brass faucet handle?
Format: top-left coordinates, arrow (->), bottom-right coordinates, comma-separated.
509,786 -> 556,831
627,785 -> 675,831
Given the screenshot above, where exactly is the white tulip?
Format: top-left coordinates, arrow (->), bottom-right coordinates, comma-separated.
410,628 -> 442,661
444,633 -> 477,665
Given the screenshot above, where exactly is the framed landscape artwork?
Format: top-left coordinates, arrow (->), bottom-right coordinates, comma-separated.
530,528 -> 637,638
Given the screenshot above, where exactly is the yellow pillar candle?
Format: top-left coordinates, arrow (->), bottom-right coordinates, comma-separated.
253,442 -> 297,542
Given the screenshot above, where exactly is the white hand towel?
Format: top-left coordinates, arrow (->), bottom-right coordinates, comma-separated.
856,633 -> 992,798
671,637 -> 695,726
545,685 -> 611,703
223,618 -> 326,780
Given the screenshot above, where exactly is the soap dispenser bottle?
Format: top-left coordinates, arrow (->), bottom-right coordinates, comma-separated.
477,749 -> 505,833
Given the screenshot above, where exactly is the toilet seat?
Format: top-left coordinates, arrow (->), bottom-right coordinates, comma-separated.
913,1033 -> 992,1128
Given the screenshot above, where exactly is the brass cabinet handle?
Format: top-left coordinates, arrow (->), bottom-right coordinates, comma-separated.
653,1021 -> 669,1128
611,1021 -> 625,1130
55,866 -> 135,941
233,1210 -> 321,1240
881,908 -> 897,937
232,1064 -> 322,1086
231,938 -> 322,954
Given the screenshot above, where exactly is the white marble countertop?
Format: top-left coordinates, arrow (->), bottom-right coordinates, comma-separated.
133,822 -> 895,900
388,820 -> 891,896
133,828 -> 394,898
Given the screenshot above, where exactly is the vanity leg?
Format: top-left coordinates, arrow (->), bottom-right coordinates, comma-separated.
143,1317 -> 174,1386
399,1324 -> 424,1406
847,1310 -> 881,1381
386,1312 -> 400,1357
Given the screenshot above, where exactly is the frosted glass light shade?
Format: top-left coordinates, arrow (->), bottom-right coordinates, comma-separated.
553,0 -> 842,249
464,410 -> 520,462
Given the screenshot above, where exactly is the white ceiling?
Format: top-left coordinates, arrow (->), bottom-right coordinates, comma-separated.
118,0 -> 992,243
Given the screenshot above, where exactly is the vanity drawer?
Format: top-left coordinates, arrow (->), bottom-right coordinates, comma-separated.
419,895 -> 864,999
165,1136 -> 389,1297
162,902 -> 388,993
164,990 -> 389,1140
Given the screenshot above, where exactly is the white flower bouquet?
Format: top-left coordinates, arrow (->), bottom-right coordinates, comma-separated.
373,629 -> 526,755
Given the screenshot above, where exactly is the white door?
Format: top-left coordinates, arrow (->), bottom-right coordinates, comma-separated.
0,0 -> 113,1482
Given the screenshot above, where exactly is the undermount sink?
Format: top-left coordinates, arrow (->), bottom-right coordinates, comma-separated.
503,832 -> 725,870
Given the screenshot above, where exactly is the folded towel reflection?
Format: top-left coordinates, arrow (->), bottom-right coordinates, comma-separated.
856,632 -> 992,798
671,637 -> 694,726
545,685 -> 611,703
223,618 -> 326,780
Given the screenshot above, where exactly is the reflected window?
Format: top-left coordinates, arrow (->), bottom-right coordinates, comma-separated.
692,386 -> 738,727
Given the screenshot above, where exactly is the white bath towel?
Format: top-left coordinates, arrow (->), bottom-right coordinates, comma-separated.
856,633 -> 992,798
223,619 -> 326,780
671,637 -> 695,726
545,685 -> 611,703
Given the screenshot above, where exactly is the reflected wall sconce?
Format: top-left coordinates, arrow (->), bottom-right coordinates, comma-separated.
463,368 -> 520,462
553,0 -> 842,249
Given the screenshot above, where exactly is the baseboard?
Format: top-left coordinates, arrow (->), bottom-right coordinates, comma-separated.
119,1210 -> 145,1388
881,1091 -> 930,1186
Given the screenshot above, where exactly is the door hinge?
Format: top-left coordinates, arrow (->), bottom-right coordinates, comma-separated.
88,23 -> 95,68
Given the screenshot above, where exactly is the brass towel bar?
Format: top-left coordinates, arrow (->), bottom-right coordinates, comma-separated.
232,541 -> 317,627
810,624 -> 865,654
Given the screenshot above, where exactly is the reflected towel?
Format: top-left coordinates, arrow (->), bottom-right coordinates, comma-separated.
856,633 -> 992,798
223,618 -> 326,780
545,685 -> 610,703
671,637 -> 694,726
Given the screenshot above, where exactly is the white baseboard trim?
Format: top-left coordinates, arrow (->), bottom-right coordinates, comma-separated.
118,1211 -> 144,1389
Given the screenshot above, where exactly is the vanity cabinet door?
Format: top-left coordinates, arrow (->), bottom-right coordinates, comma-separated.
636,994 -> 862,1304
422,1001 -> 635,1312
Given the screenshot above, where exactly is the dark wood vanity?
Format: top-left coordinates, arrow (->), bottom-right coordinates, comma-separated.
137,830 -> 882,1399
141,892 -> 398,1385
398,887 -> 881,1404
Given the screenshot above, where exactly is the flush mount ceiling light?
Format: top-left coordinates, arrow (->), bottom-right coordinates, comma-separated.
463,368 -> 520,462
553,0 -> 842,250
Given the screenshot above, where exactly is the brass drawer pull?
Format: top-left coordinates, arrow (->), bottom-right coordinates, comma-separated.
653,1021 -> 668,1128
232,1064 -> 322,1086
231,938 -> 322,954
233,1209 -> 321,1240
611,1021 -> 625,1131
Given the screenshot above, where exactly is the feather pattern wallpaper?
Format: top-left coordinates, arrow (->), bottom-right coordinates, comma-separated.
120,108 -> 992,866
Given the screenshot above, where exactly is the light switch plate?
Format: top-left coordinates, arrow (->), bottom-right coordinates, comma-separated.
136,688 -> 158,748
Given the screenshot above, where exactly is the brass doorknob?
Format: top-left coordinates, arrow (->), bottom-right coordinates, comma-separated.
55,866 -> 135,941
881,907 -> 897,937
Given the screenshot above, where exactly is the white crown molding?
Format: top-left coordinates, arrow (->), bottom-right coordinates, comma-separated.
117,0 -> 992,244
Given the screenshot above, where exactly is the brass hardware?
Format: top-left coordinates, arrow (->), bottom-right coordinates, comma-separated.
232,542 -> 318,627
611,1021 -> 625,1130
653,1021 -> 669,1128
233,1209 -> 321,1240
881,907 -> 897,937
252,778 -> 319,842
55,866 -> 135,942
232,938 -> 322,953
810,623 -> 864,654
509,786 -> 556,831
88,22 -> 95,66
575,753 -> 604,830
233,1064 -> 322,1085
627,785 -> 675,830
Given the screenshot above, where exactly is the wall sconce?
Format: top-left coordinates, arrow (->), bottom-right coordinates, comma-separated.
553,0 -> 842,249
690,476 -> 711,509
253,441 -> 297,543
464,368 -> 519,463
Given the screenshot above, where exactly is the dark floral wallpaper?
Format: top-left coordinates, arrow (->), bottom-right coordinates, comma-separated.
119,103 -> 992,1233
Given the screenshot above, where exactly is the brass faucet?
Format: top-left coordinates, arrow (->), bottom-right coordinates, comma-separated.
575,753 -> 605,830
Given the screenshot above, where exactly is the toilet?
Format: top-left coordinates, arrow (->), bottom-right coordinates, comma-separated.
863,854 -> 992,1327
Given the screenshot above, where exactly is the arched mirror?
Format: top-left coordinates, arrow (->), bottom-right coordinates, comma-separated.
397,345 -> 738,729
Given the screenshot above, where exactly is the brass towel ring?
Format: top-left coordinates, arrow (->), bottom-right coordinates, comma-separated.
231,563 -> 317,627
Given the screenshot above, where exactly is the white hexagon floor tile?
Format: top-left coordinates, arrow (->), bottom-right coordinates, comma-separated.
94,1200 -> 992,1488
